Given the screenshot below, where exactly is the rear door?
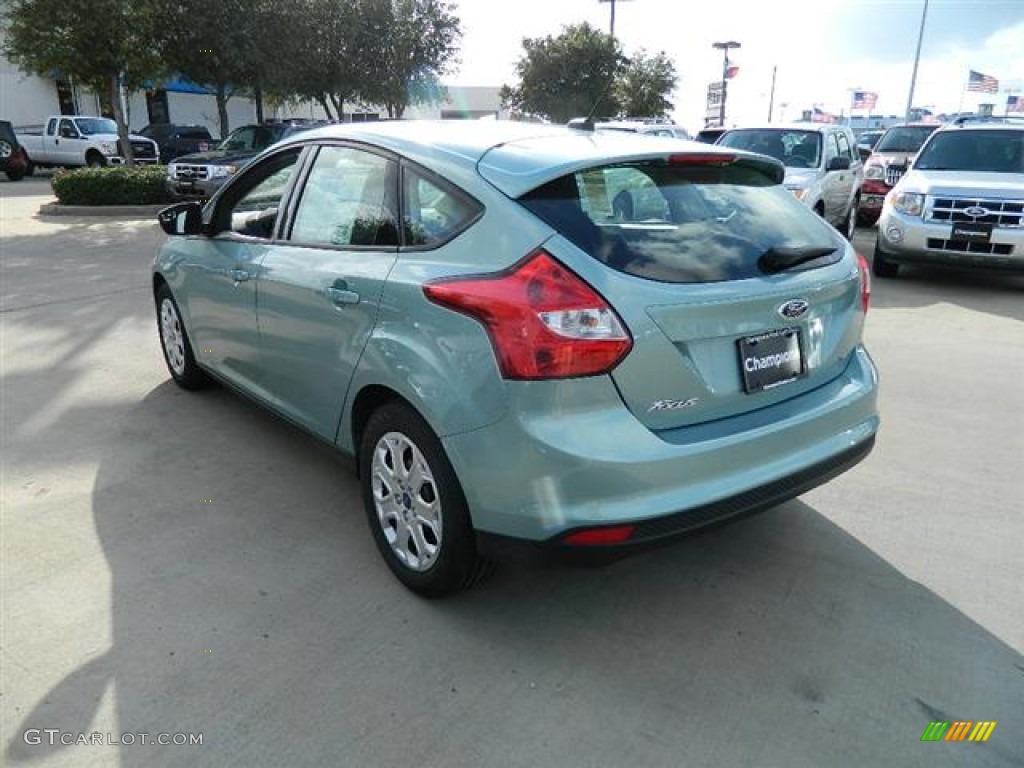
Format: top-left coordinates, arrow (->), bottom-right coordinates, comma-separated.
518,156 -> 866,432
255,144 -> 400,440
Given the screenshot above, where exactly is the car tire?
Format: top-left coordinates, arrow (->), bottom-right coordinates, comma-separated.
360,401 -> 492,598
872,235 -> 900,278
24,160 -> 35,176
5,169 -> 25,182
86,151 -> 105,168
843,197 -> 858,241
155,283 -> 213,390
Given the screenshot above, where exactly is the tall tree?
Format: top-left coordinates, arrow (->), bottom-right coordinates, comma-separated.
360,0 -> 461,119
616,50 -> 677,118
2,0 -> 163,162
155,0 -> 284,137
500,23 -> 624,123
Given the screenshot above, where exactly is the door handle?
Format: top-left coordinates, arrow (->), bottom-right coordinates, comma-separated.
325,279 -> 360,306
230,268 -> 250,282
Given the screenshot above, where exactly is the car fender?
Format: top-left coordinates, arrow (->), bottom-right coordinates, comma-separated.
337,291 -> 509,454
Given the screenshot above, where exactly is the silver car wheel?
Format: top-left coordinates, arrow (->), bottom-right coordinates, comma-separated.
159,298 -> 187,376
371,431 -> 442,572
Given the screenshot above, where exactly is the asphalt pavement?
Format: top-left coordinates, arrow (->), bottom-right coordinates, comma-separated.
3,174 -> 1022,767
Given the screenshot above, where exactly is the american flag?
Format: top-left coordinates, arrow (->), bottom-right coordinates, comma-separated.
851,90 -> 878,110
967,70 -> 999,93
724,56 -> 739,80
1007,95 -> 1024,113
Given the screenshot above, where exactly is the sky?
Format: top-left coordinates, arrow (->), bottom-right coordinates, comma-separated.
445,0 -> 1024,131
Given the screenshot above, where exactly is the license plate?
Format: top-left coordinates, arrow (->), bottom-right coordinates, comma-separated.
738,328 -> 804,394
950,221 -> 992,243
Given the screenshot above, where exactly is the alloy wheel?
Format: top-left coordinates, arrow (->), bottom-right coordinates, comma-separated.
370,431 -> 443,572
160,298 -> 186,376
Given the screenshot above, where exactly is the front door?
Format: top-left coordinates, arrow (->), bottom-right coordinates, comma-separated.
179,148 -> 303,396
256,145 -> 401,440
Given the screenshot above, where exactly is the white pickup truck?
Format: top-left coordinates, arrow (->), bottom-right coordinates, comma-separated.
16,116 -> 159,170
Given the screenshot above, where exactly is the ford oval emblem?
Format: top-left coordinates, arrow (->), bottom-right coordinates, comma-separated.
778,299 -> 809,319
963,206 -> 989,218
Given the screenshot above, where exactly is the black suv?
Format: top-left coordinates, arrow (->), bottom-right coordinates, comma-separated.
0,120 -> 30,181
165,119 -> 328,200
138,123 -> 216,164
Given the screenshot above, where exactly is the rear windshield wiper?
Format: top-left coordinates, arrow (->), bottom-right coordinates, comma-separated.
758,245 -> 837,274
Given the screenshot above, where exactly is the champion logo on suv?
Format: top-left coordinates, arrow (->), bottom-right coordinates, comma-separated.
963,206 -> 990,218
778,299 -> 809,319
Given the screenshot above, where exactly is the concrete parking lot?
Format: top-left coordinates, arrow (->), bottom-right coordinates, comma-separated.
3,174 -> 1022,767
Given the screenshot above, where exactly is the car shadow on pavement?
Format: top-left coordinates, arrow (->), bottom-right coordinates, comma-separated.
6,377 -> 1023,768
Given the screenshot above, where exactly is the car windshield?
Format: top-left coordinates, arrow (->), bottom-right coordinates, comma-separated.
519,160 -> 839,284
875,126 -> 936,153
217,126 -> 281,152
913,130 -> 1024,173
717,129 -> 822,169
75,118 -> 118,135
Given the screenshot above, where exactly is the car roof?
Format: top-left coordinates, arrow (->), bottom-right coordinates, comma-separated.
279,120 -> 755,197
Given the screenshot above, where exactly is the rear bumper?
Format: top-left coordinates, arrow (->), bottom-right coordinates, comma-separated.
478,435 -> 874,563
444,345 -> 879,545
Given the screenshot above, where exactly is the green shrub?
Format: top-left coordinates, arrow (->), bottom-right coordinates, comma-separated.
51,165 -> 172,206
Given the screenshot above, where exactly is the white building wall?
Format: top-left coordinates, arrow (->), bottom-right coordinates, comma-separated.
4,54 -> 504,134
1,59 -> 63,127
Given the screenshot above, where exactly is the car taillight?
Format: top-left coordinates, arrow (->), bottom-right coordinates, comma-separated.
423,250 -> 632,379
856,253 -> 871,313
562,525 -> 636,546
668,153 -> 736,165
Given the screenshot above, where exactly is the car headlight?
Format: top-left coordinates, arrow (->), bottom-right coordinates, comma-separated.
787,186 -> 808,201
99,141 -> 118,155
892,192 -> 924,217
864,165 -> 884,180
209,165 -> 238,178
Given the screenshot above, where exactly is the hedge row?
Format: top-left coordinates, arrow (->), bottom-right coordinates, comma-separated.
50,165 -> 172,206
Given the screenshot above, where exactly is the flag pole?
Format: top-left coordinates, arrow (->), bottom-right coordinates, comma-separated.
956,71 -> 967,117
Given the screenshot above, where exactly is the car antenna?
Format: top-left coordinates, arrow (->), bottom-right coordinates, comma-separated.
568,83 -> 614,132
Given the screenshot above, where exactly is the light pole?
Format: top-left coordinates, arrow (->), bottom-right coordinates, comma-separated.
713,40 -> 741,127
904,0 -> 929,123
598,0 -> 633,38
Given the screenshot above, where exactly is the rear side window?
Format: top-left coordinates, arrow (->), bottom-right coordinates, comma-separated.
401,167 -> 480,246
520,161 -> 839,284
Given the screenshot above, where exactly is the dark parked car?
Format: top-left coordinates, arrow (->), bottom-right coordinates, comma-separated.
695,128 -> 726,144
855,130 -> 885,160
0,120 -> 30,181
166,119 -> 328,200
138,123 -> 216,164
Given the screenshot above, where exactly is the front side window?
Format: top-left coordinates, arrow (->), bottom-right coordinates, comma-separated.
290,145 -> 399,247
401,167 -> 480,246
520,161 -> 839,284
914,130 -> 1024,173
836,132 -> 854,161
75,118 -> 118,135
212,149 -> 301,238
718,129 -> 822,169
59,119 -> 78,138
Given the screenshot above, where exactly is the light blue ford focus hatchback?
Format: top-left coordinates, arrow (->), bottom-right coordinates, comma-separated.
154,121 -> 879,596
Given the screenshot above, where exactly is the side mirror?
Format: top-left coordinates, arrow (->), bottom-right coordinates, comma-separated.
827,156 -> 851,171
158,202 -> 204,236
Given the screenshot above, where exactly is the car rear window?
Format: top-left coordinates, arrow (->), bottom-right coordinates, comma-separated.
519,161 -> 840,284
717,129 -> 822,168
913,129 -> 1023,173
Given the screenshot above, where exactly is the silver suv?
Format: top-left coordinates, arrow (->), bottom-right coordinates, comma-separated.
717,123 -> 864,240
874,119 -> 1024,277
